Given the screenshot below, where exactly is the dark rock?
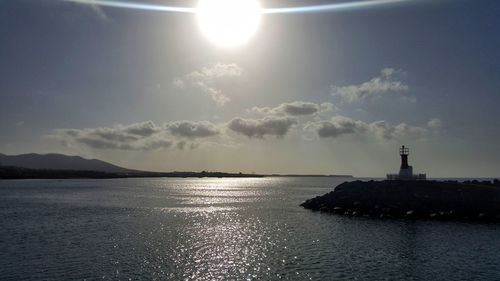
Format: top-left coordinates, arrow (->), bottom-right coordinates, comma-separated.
300,180 -> 500,222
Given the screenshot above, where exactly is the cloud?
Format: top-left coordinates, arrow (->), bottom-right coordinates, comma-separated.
174,63 -> 243,106
173,78 -> 185,88
305,116 -> 432,140
91,128 -> 140,142
51,120 -> 219,151
52,121 -> 166,150
228,116 -> 298,138
319,102 -> 335,113
49,103 -> 441,151
427,118 -> 443,129
305,116 -> 367,138
208,89 -> 231,107
72,121 -> 162,144
124,121 -> 161,137
331,68 -> 410,103
76,137 -> 172,150
279,101 -> 320,115
249,101 -> 335,116
77,137 -> 135,150
142,139 -> 173,150
165,121 -> 220,138
368,121 -> 428,140
188,63 -> 243,79
176,140 -> 199,150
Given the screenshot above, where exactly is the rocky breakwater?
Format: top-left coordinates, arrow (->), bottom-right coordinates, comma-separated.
301,180 -> 500,221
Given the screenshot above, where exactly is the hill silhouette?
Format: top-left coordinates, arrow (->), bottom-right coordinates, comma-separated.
0,153 -> 266,179
0,153 -> 347,179
0,153 -> 136,173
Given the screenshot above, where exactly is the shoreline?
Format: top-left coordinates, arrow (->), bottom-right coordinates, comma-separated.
0,166 -> 353,180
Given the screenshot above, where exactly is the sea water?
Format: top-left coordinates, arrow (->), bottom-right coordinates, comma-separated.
1,177 -> 500,280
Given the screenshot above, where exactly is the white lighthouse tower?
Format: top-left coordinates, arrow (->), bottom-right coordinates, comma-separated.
387,145 -> 426,180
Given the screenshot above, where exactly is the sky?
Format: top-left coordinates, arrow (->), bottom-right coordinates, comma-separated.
1,0 -> 500,177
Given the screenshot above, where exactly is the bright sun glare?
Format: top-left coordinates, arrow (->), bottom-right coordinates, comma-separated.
196,0 -> 262,47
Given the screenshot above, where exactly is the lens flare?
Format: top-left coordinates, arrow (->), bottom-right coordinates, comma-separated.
62,0 -> 416,15
264,0 -> 414,14
62,0 -> 418,47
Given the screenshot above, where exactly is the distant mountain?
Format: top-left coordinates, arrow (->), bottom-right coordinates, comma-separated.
0,153 -> 136,173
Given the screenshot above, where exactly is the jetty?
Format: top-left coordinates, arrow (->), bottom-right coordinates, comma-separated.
301,146 -> 500,221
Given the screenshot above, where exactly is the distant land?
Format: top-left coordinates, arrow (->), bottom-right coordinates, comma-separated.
0,153 -> 352,179
0,153 -> 136,173
268,174 -> 353,178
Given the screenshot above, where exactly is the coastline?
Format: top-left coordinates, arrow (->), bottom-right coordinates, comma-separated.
0,166 -> 352,180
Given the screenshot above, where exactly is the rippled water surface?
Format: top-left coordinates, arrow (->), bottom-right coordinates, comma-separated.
1,177 -> 500,280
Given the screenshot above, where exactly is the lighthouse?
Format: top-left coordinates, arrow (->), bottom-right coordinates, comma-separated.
387,145 -> 426,180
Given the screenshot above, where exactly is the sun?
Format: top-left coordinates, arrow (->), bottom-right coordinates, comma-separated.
196,0 -> 262,47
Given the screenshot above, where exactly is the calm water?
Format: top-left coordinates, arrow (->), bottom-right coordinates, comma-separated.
1,177 -> 500,280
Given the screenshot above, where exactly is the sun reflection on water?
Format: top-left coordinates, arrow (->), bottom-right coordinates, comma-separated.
3,177 -> 498,280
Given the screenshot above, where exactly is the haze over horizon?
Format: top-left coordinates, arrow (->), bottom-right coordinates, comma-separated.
1,0 -> 499,177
